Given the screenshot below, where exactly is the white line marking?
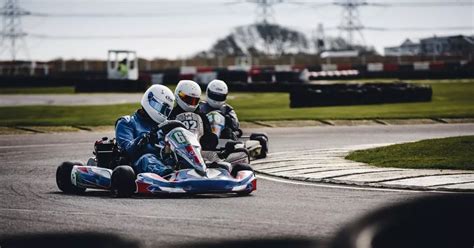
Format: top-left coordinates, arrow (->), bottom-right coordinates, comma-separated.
257,174 -> 453,194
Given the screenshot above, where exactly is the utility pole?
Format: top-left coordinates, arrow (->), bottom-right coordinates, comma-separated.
314,23 -> 326,53
335,0 -> 365,49
250,0 -> 283,24
1,0 -> 29,61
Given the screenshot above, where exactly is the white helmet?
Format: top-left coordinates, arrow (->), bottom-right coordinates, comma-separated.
206,79 -> 228,109
141,85 -> 175,123
175,80 -> 201,112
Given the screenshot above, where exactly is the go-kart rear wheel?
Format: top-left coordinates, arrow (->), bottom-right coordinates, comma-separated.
250,133 -> 268,158
111,165 -> 136,198
56,161 -> 86,194
251,136 -> 268,159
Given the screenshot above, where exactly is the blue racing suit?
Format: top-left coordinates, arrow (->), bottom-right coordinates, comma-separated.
115,110 -> 174,176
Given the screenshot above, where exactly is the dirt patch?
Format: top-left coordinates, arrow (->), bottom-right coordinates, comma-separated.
380,119 -> 439,125
441,118 -> 474,124
329,120 -> 380,126
0,127 -> 33,135
256,120 -> 327,127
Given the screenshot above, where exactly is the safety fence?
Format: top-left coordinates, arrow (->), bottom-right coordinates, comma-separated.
0,60 -> 471,93
148,60 -> 473,86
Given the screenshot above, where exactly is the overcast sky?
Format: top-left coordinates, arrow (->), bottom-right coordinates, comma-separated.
2,0 -> 473,61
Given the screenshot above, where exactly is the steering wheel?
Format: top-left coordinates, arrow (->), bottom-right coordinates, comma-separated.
158,120 -> 187,135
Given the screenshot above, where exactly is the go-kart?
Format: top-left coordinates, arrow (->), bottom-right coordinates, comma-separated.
174,112 -> 251,165
206,111 -> 268,160
56,120 -> 256,197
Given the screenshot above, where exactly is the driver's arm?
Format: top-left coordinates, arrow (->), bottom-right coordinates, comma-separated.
115,118 -> 147,159
224,105 -> 240,131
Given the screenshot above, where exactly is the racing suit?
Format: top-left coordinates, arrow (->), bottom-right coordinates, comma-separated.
115,109 -> 174,176
168,104 -> 217,150
199,101 -> 240,140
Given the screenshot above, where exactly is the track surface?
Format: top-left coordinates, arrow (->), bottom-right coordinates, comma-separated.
1,124 -> 473,247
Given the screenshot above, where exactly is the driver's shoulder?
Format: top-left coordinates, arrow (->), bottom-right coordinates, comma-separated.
115,115 -> 130,125
222,103 -> 235,112
115,112 -> 139,128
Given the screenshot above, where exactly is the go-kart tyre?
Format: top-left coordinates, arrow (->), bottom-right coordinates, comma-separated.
231,163 -> 254,178
231,163 -> 255,196
111,165 -> 136,198
250,135 -> 268,159
56,161 -> 86,194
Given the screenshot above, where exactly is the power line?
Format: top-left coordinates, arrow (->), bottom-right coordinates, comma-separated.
368,26 -> 474,31
306,0 -> 474,49
27,33 -> 202,39
324,26 -> 474,31
383,1 -> 474,7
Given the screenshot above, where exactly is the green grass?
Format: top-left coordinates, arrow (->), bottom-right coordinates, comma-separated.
0,82 -> 473,126
0,80 -> 469,94
0,86 -> 75,94
345,136 -> 474,170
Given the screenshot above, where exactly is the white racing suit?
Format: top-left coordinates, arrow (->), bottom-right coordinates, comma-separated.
198,101 -> 240,140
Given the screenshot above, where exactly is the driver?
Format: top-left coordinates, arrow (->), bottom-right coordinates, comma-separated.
168,80 -> 203,119
199,79 -> 240,139
169,80 -> 217,150
115,85 -> 175,177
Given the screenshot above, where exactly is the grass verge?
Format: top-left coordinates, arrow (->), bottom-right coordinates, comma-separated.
0,86 -> 75,94
0,82 -> 473,126
346,136 -> 474,170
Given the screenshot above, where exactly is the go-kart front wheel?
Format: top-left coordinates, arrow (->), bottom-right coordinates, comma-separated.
111,165 -> 136,198
56,161 -> 86,194
231,163 -> 255,196
231,163 -> 254,178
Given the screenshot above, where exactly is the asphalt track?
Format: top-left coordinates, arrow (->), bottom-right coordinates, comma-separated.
0,124 -> 473,247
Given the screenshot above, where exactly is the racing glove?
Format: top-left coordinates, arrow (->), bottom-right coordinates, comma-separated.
137,130 -> 158,147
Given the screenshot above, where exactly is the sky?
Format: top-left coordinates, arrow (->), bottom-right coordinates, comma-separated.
1,0 -> 473,61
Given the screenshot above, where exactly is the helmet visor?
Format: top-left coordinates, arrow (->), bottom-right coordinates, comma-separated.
148,93 -> 172,117
208,91 -> 227,102
178,91 -> 200,107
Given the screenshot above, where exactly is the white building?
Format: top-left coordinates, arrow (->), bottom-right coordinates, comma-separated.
384,39 -> 421,56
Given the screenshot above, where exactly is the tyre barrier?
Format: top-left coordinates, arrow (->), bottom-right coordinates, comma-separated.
216,70 -> 248,83
222,82 -> 305,92
289,82 -> 432,108
0,76 -> 76,87
75,79 -> 150,93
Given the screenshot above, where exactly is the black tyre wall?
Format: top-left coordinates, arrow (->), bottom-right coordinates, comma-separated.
289,82 -> 432,108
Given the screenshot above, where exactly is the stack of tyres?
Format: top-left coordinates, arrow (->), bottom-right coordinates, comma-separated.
275,71 -> 303,83
289,82 -> 432,108
250,71 -> 273,83
216,70 -> 248,84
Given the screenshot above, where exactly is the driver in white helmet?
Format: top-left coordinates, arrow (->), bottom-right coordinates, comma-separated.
169,80 -> 217,150
115,85 -> 176,177
199,79 -> 240,139
168,80 -> 202,119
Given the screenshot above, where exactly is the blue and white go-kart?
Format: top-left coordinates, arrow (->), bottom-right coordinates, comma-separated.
56,120 -> 257,197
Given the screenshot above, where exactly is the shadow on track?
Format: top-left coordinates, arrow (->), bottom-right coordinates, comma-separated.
49,190 -> 254,200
